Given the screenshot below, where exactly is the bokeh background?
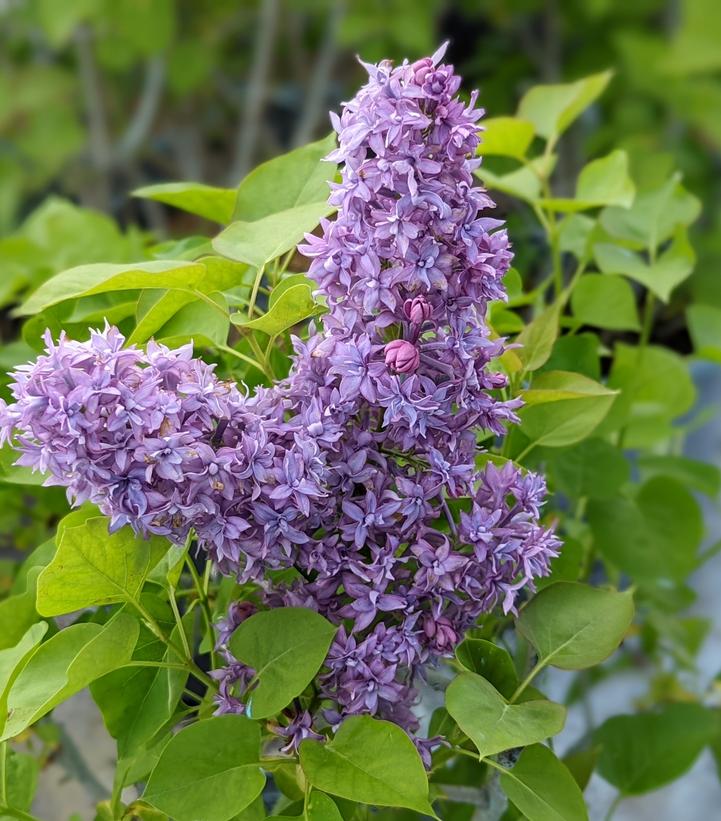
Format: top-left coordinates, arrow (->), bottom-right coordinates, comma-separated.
2,0 -> 721,819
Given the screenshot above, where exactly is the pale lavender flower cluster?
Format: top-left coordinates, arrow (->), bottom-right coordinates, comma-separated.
0,46 -> 560,758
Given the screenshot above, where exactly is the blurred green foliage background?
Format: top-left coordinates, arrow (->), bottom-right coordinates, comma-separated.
2,0 -> 720,315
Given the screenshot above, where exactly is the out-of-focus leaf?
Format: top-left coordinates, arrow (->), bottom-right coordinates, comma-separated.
477,117 -> 535,159
547,438 -> 630,500
597,343 -> 695,445
688,303 -> 721,363
515,303 -> 561,372
588,476 -> 703,582
595,704 -> 719,795
570,274 -> 640,330
517,71 -> 612,141
600,176 -> 700,251
0,567 -> 42,651
638,454 -> 721,497
594,228 -> 695,302
479,155 -> 556,203
542,150 -> 634,211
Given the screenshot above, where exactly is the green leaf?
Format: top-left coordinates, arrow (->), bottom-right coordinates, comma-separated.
562,746 -> 598,792
588,476 -> 703,582
228,607 -> 337,719
299,715 -> 434,816
541,150 -> 635,211
688,303 -> 721,363
663,0 -> 721,74
479,155 -> 556,204
498,744 -> 589,821
128,289 -> 197,345
540,333 -> 601,381
517,582 -> 634,670
595,704 -> 719,795
546,438 -> 630,500
1,613 -> 138,740
143,715 -> 265,821
132,182 -> 237,224
515,303 -> 561,372
638,454 -> 720,498
477,117 -> 535,160
593,228 -> 695,302
558,214 -> 596,260
519,371 -> 617,449
37,517 -> 168,617
598,343 -> 695,445
600,175 -> 700,251
234,133 -> 337,221
16,260 -> 205,316
0,623 -> 48,732
570,274 -> 640,331
272,791 -> 343,821
214,202 -> 334,268
0,445 -> 46,486
455,639 -> 518,699
517,70 -> 612,141
154,290 -> 229,346
232,283 -> 320,337
91,614 -> 187,760
2,748 -> 40,816
0,567 -> 42,651
446,673 -> 565,758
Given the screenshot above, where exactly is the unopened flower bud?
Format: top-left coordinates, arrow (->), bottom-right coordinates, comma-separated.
411,57 -> 433,85
403,296 -> 432,325
384,339 -> 420,373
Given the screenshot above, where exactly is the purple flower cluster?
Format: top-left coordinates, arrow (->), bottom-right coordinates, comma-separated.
0,45 -> 560,757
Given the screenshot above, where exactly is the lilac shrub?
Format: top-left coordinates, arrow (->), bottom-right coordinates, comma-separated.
0,45 -> 559,754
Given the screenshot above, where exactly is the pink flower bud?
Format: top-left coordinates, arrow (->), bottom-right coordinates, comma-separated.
411,57 -> 433,85
403,296 -> 432,325
384,339 -> 420,374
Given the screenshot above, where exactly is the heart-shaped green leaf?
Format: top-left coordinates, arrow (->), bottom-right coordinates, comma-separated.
446,672 -> 566,758
299,716 -> 435,817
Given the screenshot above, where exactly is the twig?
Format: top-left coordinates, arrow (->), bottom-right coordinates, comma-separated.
229,0 -> 279,183
116,56 -> 166,160
291,0 -> 344,147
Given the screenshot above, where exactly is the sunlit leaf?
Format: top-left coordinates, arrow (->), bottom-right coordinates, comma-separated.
300,716 -> 434,816
517,71 -> 612,141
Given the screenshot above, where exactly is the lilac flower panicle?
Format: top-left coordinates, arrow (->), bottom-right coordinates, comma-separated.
0,44 -> 561,758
